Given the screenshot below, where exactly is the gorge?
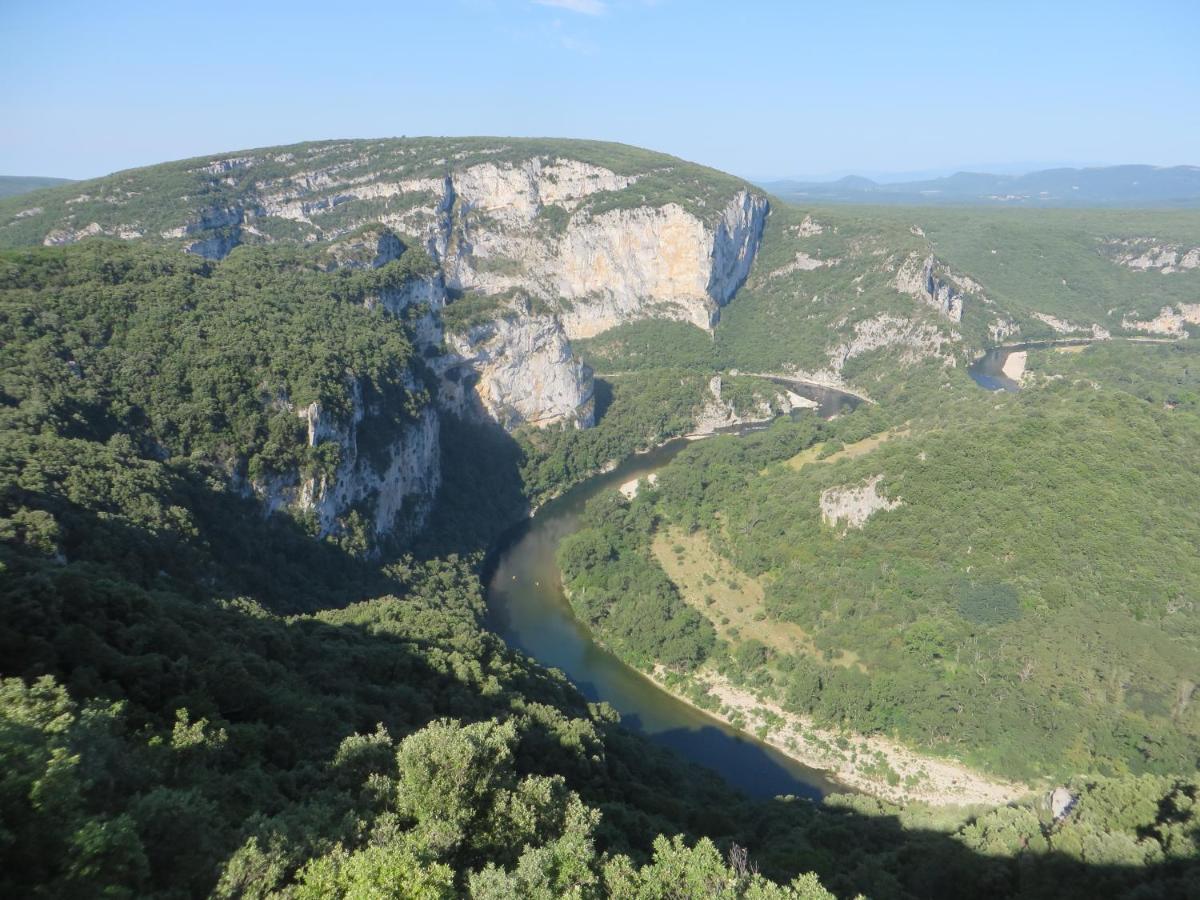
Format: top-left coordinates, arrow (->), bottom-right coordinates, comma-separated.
3,137 -> 1200,899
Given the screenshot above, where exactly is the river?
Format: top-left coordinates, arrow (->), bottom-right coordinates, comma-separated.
966,338 -> 1143,391
484,384 -> 860,800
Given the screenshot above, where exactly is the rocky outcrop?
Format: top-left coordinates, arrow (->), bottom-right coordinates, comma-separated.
1120,305 -> 1200,337
43,221 -> 143,245
820,314 -> 960,383
444,312 -> 594,429
1106,238 -> 1200,273
768,250 -> 840,279
690,374 -> 812,434
1031,312 -> 1111,339
158,206 -> 247,258
791,214 -> 825,237
325,227 -> 407,269
1049,787 -> 1078,822
989,318 -> 1020,343
255,375 -> 441,545
820,475 -> 902,531
894,254 -> 967,322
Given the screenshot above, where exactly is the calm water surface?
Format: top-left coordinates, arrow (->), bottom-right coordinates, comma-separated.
485,384 -> 860,800
968,339 -> 1101,391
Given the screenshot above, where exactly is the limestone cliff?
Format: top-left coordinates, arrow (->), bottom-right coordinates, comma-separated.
443,308 -> 595,429
4,139 -> 766,434
0,138 -> 772,547
1105,238 -> 1200,273
413,171 -> 767,339
255,373 -> 441,546
893,253 -> 969,322
820,475 -> 903,532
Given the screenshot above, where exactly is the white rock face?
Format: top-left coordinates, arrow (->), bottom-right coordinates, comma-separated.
989,318 -> 1020,343
820,475 -> 902,531
437,186 -> 768,338
1107,239 -> 1200,273
43,222 -> 143,245
552,203 -> 720,334
370,275 -> 447,348
894,254 -> 967,322
452,158 -> 637,224
792,214 -> 825,237
829,313 -> 960,375
690,374 -> 811,435
1121,305 -> 1200,336
768,250 -> 840,279
708,190 -> 771,306
255,373 -> 442,546
446,313 -> 594,429
1050,787 -> 1077,821
1031,312 -> 1111,339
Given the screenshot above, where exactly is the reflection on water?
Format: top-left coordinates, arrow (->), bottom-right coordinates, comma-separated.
485,386 -> 862,800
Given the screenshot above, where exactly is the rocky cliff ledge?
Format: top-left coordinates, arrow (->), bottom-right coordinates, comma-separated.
6,140 -> 767,433
1,138 -> 771,546
443,308 -> 595,429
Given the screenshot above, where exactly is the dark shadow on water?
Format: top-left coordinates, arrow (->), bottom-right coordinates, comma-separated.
12,377 -> 1198,897
647,724 -> 825,802
5,438 -> 1200,898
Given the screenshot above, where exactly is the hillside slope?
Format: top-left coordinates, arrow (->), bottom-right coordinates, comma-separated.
582,203 -> 1200,401
0,175 -> 74,198
0,137 -> 766,335
563,352 -> 1200,782
0,138 -> 773,549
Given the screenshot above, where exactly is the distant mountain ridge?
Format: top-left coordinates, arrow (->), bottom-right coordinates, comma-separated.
0,175 -> 74,198
761,164 -> 1200,208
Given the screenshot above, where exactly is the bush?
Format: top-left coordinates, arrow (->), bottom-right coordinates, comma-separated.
958,582 -> 1022,626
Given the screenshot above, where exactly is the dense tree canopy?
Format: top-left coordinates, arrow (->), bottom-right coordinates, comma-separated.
4,220 -> 1200,897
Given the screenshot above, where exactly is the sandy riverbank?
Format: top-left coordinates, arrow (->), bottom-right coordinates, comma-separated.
651,666 -> 1030,808
1001,350 -> 1027,382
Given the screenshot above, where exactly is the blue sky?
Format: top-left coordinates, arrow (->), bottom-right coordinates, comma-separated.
2,0 -> 1197,180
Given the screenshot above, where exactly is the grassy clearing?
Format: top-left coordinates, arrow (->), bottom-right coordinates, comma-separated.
652,527 -> 862,669
783,426 -> 910,471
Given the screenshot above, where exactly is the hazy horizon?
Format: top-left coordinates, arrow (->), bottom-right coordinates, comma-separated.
6,149 -> 1194,187
3,0 -> 1197,180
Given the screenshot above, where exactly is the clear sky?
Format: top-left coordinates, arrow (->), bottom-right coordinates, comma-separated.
2,0 -> 1197,180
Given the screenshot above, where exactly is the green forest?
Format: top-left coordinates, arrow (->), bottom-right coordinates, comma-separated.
5,237 -> 1199,897
4,140 -> 1200,898
562,377 -> 1200,780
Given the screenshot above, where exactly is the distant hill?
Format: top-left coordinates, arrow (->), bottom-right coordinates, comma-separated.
0,175 -> 74,198
761,164 -> 1200,208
